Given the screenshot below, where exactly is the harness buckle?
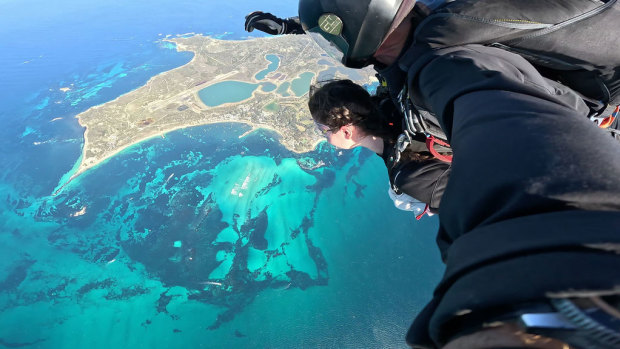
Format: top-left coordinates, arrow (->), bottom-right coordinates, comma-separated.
394,133 -> 411,163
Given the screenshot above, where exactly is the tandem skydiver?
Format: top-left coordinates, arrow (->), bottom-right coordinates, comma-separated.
245,1 -> 620,348
308,79 -> 451,218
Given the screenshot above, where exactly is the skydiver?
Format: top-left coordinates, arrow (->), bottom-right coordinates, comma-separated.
308,79 -> 450,218
245,1 -> 620,348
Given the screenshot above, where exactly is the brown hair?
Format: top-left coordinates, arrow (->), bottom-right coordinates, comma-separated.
308,79 -> 402,140
308,79 -> 434,162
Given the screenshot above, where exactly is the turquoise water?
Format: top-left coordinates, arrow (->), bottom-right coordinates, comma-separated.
1,122 -> 443,347
254,54 -> 280,80
291,72 -> 316,97
198,80 -> 259,107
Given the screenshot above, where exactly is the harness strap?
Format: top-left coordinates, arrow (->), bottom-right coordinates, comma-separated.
415,203 -> 430,220
599,105 -> 619,129
426,135 -> 453,163
398,85 -> 453,164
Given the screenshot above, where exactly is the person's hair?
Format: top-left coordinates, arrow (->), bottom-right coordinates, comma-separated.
308,79 -> 435,162
308,79 -> 402,140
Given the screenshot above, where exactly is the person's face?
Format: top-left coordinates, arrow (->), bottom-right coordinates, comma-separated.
316,123 -> 357,149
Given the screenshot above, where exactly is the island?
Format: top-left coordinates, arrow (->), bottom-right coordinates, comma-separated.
63,34 -> 375,191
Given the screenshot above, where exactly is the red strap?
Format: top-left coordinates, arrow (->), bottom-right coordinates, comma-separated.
426,135 -> 453,163
416,204 -> 430,220
599,105 -> 619,129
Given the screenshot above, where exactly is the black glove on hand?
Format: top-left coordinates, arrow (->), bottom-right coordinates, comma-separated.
244,11 -> 304,35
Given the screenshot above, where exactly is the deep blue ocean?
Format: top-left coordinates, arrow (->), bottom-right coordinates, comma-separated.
0,1 -> 444,347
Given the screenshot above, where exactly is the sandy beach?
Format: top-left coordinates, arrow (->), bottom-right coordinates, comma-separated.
55,34 -> 372,194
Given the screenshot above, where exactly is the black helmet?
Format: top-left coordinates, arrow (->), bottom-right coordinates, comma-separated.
299,0 -> 408,68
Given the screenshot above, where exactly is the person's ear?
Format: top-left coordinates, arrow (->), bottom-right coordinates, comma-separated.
341,125 -> 353,139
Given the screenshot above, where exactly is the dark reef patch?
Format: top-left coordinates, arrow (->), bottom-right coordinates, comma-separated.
234,330 -> 246,338
0,258 -> 36,291
286,270 -> 314,290
245,208 -> 269,250
156,290 -> 174,314
77,278 -> 116,297
254,174 -> 281,198
351,179 -> 366,199
0,337 -> 47,348
104,285 -> 150,301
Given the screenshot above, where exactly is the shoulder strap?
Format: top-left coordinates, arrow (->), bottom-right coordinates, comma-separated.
396,85 -> 453,163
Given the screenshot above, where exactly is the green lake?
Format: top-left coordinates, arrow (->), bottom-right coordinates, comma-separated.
198,81 -> 258,107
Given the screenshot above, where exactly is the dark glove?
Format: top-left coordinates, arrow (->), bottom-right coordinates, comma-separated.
244,11 -> 304,35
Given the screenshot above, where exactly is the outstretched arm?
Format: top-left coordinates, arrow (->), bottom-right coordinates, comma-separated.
244,11 -> 305,35
410,44 -> 620,235
405,44 -> 620,347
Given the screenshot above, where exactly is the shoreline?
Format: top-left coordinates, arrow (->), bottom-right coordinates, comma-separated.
60,34 -> 358,195
57,118 -> 322,195
73,34 -> 321,173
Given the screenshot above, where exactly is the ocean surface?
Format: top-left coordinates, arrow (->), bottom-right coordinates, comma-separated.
0,1 -> 444,348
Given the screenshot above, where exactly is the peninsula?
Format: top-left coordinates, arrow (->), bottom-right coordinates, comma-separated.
66,34 -> 375,190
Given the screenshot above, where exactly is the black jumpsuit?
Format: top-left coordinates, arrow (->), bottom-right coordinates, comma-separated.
377,42 -> 620,347
246,8 -> 620,347
380,138 -> 451,213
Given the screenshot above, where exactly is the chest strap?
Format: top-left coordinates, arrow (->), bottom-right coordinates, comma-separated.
398,85 -> 453,163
